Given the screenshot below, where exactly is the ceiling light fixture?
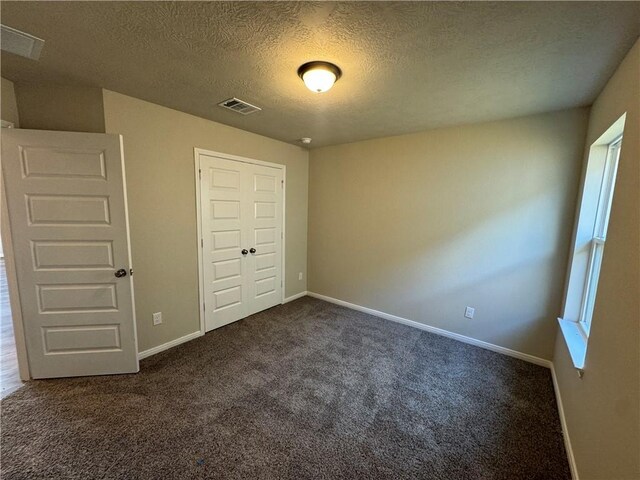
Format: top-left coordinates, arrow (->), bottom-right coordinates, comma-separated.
297,61 -> 342,93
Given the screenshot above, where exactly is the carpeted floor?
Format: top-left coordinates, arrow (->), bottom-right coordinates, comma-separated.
0,296 -> 569,479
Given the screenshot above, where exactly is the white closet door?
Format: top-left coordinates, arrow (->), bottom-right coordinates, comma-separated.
245,164 -> 283,315
200,156 -> 248,331
199,153 -> 283,332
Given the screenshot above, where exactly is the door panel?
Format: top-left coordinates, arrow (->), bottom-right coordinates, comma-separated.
200,157 -> 247,330
32,240 -> 115,270
43,324 -> 121,354
199,154 -> 283,331
1,129 -> 138,378
245,164 -> 282,316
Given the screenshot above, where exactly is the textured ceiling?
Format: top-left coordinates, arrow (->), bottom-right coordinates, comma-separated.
1,2 -> 639,148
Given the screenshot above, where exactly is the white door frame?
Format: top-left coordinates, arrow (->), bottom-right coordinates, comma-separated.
194,148 -> 286,335
1,168 -> 31,381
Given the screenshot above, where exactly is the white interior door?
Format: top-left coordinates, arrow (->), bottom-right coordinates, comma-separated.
199,152 -> 283,332
199,156 -> 248,330
246,163 -> 283,316
1,129 -> 139,379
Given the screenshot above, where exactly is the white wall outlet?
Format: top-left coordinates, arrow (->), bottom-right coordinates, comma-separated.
464,306 -> 475,319
298,272 -> 303,281
152,312 -> 162,325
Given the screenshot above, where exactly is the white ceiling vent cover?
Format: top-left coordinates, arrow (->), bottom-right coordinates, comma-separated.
1,24 -> 45,60
218,98 -> 262,115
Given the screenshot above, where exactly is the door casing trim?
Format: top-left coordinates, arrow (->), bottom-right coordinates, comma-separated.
193,148 -> 286,336
0,165 -> 31,381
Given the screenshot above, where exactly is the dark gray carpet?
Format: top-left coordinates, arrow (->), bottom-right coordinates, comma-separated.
1,297 -> 569,479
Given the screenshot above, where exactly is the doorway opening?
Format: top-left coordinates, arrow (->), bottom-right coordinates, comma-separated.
0,237 -> 23,397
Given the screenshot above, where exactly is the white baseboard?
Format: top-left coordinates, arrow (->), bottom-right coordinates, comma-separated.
284,290 -> 308,303
551,364 -> 579,480
307,291 -> 552,369
140,291 -> 310,361
137,330 -> 202,360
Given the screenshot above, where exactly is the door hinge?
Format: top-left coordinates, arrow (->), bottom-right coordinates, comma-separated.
281,179 -> 284,188
201,238 -> 203,248
203,303 -> 206,312
199,168 -> 202,179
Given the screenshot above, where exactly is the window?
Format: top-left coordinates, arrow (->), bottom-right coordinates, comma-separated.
559,114 -> 625,370
578,137 -> 621,336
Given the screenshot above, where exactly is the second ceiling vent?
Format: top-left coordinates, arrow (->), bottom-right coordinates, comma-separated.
218,97 -> 262,115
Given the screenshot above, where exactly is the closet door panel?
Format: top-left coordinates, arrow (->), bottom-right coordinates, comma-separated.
200,156 -> 248,331
246,164 -> 283,315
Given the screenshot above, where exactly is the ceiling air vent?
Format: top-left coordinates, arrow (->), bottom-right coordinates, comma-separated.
218,97 -> 262,115
1,24 -> 45,60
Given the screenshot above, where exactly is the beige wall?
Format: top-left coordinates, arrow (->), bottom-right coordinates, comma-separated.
15,85 -> 105,133
102,90 -> 309,352
309,108 -> 589,360
1,77 -> 20,126
554,39 -> 640,480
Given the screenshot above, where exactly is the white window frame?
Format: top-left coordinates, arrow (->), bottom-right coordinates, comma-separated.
558,113 -> 625,371
577,137 -> 622,337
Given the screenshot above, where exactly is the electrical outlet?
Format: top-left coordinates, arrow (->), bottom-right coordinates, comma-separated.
298,272 -> 303,281
153,312 -> 162,325
464,306 -> 475,319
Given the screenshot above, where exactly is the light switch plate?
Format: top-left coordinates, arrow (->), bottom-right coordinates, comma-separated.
464,306 -> 475,319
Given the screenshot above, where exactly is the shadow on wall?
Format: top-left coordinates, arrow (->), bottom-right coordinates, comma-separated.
316,189 -> 570,358
364,190 -> 570,355
309,109 -> 588,360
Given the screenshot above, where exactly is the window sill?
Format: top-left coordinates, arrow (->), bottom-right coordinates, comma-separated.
558,318 -> 587,370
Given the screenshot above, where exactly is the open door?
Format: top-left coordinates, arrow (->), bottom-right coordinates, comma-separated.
1,129 -> 138,378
